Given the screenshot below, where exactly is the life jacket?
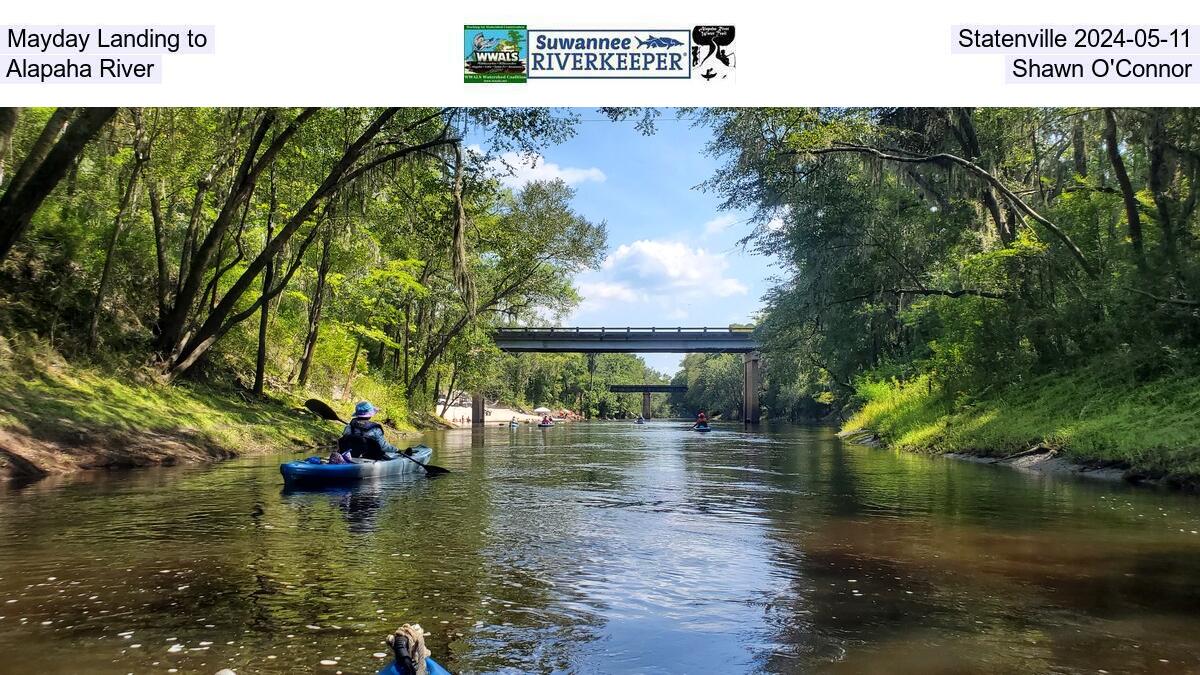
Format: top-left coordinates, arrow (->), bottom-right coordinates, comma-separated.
338,418 -> 385,456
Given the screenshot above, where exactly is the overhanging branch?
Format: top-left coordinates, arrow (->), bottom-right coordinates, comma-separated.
833,287 -> 1012,304
798,143 -> 1098,278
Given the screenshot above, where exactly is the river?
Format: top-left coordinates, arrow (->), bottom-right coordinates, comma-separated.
1,422 -> 1199,674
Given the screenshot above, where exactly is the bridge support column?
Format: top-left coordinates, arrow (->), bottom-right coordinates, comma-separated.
642,391 -> 652,420
471,392 -> 485,427
743,351 -> 761,424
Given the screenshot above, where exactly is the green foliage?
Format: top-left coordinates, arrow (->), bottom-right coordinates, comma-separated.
488,352 -> 668,418
698,107 -> 1200,440
0,107 -> 606,437
669,353 -> 744,419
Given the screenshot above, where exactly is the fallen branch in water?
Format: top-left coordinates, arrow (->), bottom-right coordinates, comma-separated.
991,444 -> 1056,464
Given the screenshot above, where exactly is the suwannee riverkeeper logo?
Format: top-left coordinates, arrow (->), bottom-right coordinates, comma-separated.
463,25 -> 734,82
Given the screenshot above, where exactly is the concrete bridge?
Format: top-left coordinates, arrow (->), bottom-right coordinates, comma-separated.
608,384 -> 688,419
492,326 -> 758,353
470,327 -> 762,425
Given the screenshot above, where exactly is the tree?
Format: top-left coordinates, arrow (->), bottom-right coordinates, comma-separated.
0,107 -> 117,263
695,107 -> 1200,418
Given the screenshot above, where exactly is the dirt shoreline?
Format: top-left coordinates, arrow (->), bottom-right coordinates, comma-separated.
836,428 -> 1188,491
0,424 -> 334,482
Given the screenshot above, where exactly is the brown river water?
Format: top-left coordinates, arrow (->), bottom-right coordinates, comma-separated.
1,422 -> 1199,674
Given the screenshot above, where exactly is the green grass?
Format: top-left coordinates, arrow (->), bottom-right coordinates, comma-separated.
843,359 -> 1200,480
0,339 -> 412,474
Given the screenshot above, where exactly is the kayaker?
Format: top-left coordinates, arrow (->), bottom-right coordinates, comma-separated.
339,401 -> 401,461
694,410 -> 708,428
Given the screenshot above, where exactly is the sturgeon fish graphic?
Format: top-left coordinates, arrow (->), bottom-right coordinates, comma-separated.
636,35 -> 685,48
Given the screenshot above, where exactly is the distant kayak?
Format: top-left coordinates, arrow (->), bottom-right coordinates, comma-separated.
280,445 -> 433,485
537,423 -> 554,428
694,425 -> 712,432
379,656 -> 453,675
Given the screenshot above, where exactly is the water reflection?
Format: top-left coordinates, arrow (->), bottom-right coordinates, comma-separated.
1,422 -> 1199,673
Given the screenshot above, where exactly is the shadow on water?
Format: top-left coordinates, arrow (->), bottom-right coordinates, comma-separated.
1,421 -> 1200,673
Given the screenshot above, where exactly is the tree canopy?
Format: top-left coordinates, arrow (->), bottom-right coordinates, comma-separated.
693,107 -> 1199,419
0,106 -> 620,419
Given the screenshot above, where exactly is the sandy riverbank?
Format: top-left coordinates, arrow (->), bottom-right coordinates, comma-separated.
436,404 -> 548,428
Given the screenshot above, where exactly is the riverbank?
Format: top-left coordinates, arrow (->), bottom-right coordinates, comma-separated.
0,345 -> 417,481
436,403 -> 584,427
437,403 -> 542,427
839,359 -> 1200,490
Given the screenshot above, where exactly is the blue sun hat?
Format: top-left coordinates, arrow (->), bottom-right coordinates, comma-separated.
353,401 -> 378,418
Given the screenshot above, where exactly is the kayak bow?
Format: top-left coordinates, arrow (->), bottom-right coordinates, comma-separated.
378,656 -> 453,675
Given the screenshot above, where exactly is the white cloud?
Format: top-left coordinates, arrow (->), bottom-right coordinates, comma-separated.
487,151 -> 606,189
600,240 -> 749,298
569,239 -> 755,330
577,281 -> 639,303
703,214 -> 739,235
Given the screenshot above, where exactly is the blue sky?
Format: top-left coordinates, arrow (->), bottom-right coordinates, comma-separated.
475,111 -> 777,375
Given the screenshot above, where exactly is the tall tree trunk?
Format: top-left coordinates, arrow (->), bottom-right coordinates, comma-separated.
1103,108 -> 1146,272
0,107 -> 117,264
160,108 -> 399,380
147,180 -> 172,326
0,108 -> 18,186
1071,117 -> 1088,178
439,365 -> 458,418
158,108 -> 314,362
1146,109 -> 1179,270
206,231 -> 228,312
402,302 -> 411,384
87,162 -> 143,349
88,111 -> 147,350
252,185 -> 279,395
952,108 -> 1011,243
161,109 -> 455,381
297,230 -> 332,387
342,339 -> 362,401
449,142 -> 475,311
5,108 -> 75,197
390,322 -> 403,377
432,369 -> 443,415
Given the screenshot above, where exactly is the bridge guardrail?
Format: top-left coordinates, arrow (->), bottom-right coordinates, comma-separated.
493,326 -> 754,334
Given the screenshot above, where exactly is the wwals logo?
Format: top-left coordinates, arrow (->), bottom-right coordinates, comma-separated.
464,25 -> 527,83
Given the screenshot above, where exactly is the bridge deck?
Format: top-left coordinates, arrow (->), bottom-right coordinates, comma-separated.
494,327 -> 758,353
608,384 -> 688,393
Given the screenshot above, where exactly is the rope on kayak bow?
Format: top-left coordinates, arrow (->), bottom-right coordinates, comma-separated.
388,624 -> 430,675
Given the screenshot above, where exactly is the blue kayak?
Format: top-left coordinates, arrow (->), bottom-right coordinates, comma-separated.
695,425 -> 712,432
280,445 -> 433,485
379,656 -> 452,675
